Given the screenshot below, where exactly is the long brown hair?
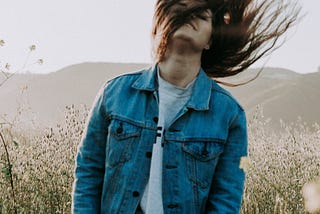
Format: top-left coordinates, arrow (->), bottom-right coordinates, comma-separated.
151,0 -> 301,79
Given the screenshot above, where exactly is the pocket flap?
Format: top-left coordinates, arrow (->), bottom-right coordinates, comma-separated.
182,141 -> 224,162
109,119 -> 141,140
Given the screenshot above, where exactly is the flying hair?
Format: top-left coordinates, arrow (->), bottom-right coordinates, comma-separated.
151,0 -> 302,82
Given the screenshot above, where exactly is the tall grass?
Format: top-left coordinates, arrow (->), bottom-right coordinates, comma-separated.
0,105 -> 319,213
242,107 -> 320,213
0,104 -> 88,213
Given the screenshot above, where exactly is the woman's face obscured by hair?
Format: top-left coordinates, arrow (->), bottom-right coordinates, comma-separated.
170,9 -> 212,52
151,0 -> 213,61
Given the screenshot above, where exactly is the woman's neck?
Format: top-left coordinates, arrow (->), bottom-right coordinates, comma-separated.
158,53 -> 201,88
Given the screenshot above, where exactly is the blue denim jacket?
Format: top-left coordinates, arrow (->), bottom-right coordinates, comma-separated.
72,65 -> 247,214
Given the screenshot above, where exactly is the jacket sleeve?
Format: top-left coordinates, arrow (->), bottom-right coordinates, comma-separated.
206,108 -> 248,213
72,85 -> 109,213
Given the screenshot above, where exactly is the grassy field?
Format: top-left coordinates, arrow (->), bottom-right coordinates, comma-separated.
0,105 -> 319,213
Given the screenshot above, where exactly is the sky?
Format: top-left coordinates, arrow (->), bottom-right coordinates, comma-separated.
0,0 -> 319,74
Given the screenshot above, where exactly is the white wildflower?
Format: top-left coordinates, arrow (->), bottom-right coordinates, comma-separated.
5,63 -> 10,70
29,45 -> 36,51
37,59 -> 43,65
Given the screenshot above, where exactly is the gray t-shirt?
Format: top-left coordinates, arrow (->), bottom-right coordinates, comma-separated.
140,71 -> 196,213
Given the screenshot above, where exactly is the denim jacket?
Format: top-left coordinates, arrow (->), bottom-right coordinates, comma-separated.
72,65 -> 247,214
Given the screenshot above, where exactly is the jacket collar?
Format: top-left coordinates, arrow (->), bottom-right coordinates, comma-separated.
132,64 -> 158,92
186,69 -> 211,111
132,64 -> 212,111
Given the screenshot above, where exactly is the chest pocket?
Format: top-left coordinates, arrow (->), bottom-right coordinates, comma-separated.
106,119 -> 141,167
182,141 -> 224,188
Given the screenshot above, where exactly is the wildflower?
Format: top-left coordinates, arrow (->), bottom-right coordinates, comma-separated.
21,85 -> 28,91
303,179 -> 320,213
5,63 -> 10,70
239,156 -> 252,173
0,39 -> 4,46
37,59 -> 44,65
29,45 -> 36,51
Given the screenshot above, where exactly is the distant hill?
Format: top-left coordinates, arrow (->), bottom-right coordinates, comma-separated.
0,62 -> 319,130
224,68 -> 320,129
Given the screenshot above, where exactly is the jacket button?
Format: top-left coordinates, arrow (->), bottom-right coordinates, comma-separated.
116,126 -> 123,134
146,152 -> 152,158
153,117 -> 158,123
132,191 -> 140,197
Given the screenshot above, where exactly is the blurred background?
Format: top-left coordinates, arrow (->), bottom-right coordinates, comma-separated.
1,1 -> 320,213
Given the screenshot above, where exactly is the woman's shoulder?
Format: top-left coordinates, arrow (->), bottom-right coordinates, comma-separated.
108,69 -> 148,84
101,67 -> 152,91
210,79 -> 245,112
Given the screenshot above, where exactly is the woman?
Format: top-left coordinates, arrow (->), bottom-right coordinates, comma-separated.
72,0 -> 300,213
